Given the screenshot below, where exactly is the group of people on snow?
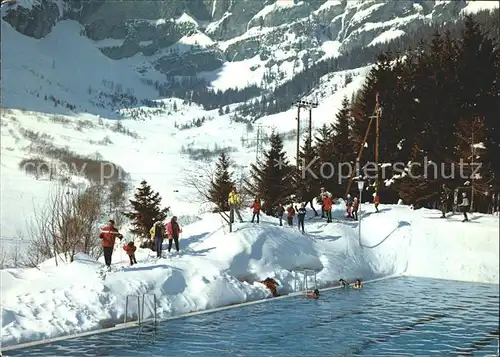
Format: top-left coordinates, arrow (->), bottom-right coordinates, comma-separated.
98,216 -> 183,271
227,186 -> 364,234
440,184 -> 471,222
147,216 -> 183,258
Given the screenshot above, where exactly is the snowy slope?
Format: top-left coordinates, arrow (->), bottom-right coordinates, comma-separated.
0,18 -> 371,246
1,203 -> 498,347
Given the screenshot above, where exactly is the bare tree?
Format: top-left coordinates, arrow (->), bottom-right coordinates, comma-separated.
0,246 -> 8,269
107,180 -> 130,226
182,159 -> 217,205
183,159 -> 251,210
27,183 -> 107,266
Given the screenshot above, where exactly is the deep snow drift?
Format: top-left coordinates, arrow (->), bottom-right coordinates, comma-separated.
1,203 -> 498,347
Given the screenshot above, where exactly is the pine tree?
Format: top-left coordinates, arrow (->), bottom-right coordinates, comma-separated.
331,96 -> 355,169
123,180 -> 169,238
245,131 -> 292,215
313,124 -> 335,191
218,107 -> 224,116
225,106 -> 230,114
208,152 -> 235,212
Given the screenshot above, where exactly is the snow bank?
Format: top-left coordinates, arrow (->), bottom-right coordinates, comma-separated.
1,204 -> 498,347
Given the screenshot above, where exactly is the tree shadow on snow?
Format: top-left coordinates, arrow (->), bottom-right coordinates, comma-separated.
309,234 -> 342,242
179,232 -> 210,250
182,247 -> 216,256
120,264 -> 183,273
360,208 -> 391,219
359,221 -> 410,249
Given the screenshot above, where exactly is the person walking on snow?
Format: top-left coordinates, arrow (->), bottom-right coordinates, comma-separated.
352,197 -> 359,220
228,187 -> 243,223
323,194 -> 333,223
99,219 -> 123,271
296,203 -> 306,234
346,194 -> 353,218
123,241 -> 138,266
373,194 -> 380,212
276,202 -> 285,226
459,192 -> 470,222
319,187 -> 332,218
250,197 -> 261,223
286,205 -> 295,226
440,184 -> 451,218
150,220 -> 166,258
166,216 -> 182,254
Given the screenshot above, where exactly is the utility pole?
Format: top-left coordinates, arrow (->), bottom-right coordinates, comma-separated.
345,92 -> 381,196
241,125 -> 266,162
374,93 -> 381,199
294,100 -> 318,169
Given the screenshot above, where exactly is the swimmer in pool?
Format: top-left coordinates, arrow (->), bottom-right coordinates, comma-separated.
339,278 -> 349,288
305,288 -> 320,299
353,279 -> 362,289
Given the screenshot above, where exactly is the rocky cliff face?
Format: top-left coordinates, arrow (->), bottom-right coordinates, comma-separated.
1,0 -> 479,82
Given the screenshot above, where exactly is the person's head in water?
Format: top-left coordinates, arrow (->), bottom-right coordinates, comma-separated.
313,289 -> 319,296
339,278 -> 348,287
354,279 -> 362,288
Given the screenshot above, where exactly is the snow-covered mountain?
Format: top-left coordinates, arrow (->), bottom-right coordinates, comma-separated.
3,0 -> 498,92
0,0 -> 498,250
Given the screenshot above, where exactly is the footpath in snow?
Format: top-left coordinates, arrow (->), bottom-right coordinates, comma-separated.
1,203 -> 498,348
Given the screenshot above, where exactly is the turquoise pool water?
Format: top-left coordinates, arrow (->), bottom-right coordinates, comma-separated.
4,276 -> 499,356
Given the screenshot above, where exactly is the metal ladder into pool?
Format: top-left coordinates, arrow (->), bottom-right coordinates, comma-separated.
293,269 -> 318,293
124,294 -> 158,341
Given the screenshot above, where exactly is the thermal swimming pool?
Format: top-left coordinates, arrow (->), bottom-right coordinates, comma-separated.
3,276 -> 499,356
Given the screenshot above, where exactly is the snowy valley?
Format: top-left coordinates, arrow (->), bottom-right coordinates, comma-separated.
1,0 -> 499,349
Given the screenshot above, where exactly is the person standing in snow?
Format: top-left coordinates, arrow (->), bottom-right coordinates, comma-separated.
99,219 -> 123,271
150,220 -> 166,258
453,188 -> 459,214
373,194 -> 380,212
345,194 -> 353,218
440,184 -> 451,218
319,187 -> 332,218
250,197 -> 261,223
166,216 -> 182,254
123,241 -> 138,266
459,192 -> 470,222
228,187 -> 244,223
322,194 -> 333,223
286,204 -> 295,226
352,197 -> 359,220
276,202 -> 285,226
296,203 -> 306,234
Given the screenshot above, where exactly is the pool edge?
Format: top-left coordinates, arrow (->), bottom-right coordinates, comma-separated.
0,274 -> 401,353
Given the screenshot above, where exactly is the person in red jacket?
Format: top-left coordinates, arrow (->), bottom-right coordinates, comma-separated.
166,216 -> 182,254
352,197 -> 359,220
323,195 -> 333,223
250,198 -> 261,223
123,241 -> 137,266
99,219 -> 123,271
286,205 -> 295,226
373,194 -> 380,212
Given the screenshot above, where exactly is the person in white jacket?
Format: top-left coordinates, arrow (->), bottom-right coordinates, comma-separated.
459,192 -> 470,222
320,187 -> 332,218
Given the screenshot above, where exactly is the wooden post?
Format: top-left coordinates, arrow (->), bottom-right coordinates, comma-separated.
296,105 -> 301,169
308,107 -> 312,143
470,116 -> 475,212
345,92 -> 380,197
